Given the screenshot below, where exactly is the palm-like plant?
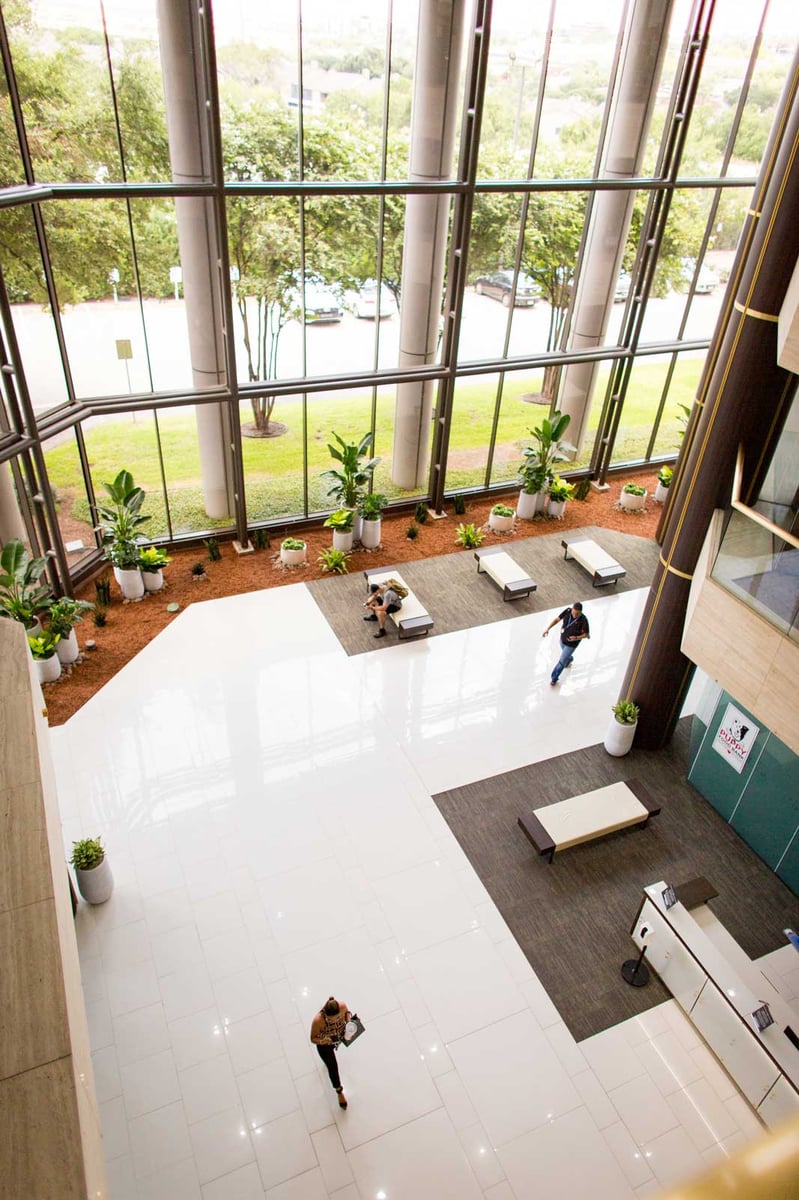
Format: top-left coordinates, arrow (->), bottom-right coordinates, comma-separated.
48,596 -> 94,638
97,469 -> 151,569
321,432 -> 380,508
0,539 -> 52,627
519,410 -> 573,494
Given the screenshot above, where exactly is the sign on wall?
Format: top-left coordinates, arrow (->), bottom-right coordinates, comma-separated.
712,703 -> 760,775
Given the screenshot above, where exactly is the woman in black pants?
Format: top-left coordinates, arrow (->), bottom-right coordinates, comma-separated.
310,996 -> 351,1109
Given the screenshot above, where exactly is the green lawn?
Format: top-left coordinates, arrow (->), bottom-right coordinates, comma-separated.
45,356 -> 703,538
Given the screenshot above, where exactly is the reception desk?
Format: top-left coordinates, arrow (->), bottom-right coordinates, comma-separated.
631,882 -> 799,1129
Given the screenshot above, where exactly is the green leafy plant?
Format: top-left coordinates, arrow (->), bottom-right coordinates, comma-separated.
675,402 -> 691,442
48,597 -> 94,638
203,537 -> 222,561
358,492 -> 387,520
657,465 -> 673,487
573,478 -> 591,501
323,508 -> 355,531
622,482 -> 646,496
250,528 -> 271,550
491,503 -> 515,517
97,469 -> 150,570
93,607 -> 108,627
69,836 -> 105,871
452,494 -> 467,515
519,410 -> 573,494
281,537 -> 306,551
406,523 -> 419,540
95,575 -> 112,606
191,561 -> 207,576
138,546 -> 172,573
28,629 -> 60,659
0,539 -> 52,627
547,476 -> 575,503
318,547 -> 350,574
612,699 -> 640,725
455,522 -> 485,548
414,502 -> 429,525
321,431 -> 380,508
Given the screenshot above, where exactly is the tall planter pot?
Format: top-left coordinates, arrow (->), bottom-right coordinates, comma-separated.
547,500 -> 566,519
517,489 -> 546,520
360,517 -> 382,549
75,856 -> 114,904
142,568 -> 164,593
56,628 -> 79,665
113,565 -> 145,600
654,482 -> 670,504
332,529 -> 354,553
349,511 -> 363,542
604,716 -> 638,757
35,653 -> 62,684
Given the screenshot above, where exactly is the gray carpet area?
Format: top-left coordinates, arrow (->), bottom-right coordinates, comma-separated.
306,525 -> 660,655
433,721 -> 799,1042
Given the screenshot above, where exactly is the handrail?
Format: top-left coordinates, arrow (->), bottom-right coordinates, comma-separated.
731,444 -> 799,550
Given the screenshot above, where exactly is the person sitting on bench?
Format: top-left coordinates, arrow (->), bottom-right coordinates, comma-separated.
363,581 -> 402,638
543,601 -> 590,684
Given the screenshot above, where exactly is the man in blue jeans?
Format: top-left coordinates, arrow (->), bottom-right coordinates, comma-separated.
543,602 -> 590,684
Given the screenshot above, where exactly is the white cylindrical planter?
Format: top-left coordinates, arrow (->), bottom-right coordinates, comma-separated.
654,482 -> 670,504
619,490 -> 647,512
349,511 -> 363,542
115,566 -> 145,599
488,510 -> 515,533
142,568 -> 164,592
548,500 -> 566,519
604,717 -> 638,757
332,529 -> 354,553
517,490 -> 539,520
56,628 -> 79,664
360,517 -> 382,549
35,654 -> 62,684
280,544 -> 307,566
75,857 -> 114,904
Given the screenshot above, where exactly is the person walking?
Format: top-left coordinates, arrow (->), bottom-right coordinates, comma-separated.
310,996 -> 351,1108
543,601 -> 590,685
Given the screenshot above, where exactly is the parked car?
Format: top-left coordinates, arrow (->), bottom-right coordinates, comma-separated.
474,269 -> 541,307
680,258 -> 719,295
292,278 -> 343,323
353,281 -> 398,319
614,271 -> 631,302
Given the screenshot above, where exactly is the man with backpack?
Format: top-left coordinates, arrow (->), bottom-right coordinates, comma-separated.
363,578 -> 406,638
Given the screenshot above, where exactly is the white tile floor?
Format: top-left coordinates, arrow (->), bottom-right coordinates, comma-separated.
51,584 -> 767,1199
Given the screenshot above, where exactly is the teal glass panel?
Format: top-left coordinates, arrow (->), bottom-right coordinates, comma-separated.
731,736 -> 799,871
776,833 -> 799,898
686,692 -> 761,823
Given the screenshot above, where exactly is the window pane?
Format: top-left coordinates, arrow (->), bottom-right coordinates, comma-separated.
40,430 -> 98,574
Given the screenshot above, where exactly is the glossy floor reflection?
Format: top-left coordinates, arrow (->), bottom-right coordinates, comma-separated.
52,584 -> 757,1200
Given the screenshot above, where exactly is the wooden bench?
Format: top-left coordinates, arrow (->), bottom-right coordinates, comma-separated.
562,535 -> 626,588
518,779 -> 660,863
363,567 -> 434,640
474,546 -> 537,601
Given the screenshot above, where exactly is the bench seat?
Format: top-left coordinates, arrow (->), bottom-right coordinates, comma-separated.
474,546 -> 537,601
518,779 -> 660,863
363,567 -> 433,639
562,535 -> 626,587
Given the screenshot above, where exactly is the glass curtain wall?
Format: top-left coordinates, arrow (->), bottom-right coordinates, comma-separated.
0,0 -> 793,586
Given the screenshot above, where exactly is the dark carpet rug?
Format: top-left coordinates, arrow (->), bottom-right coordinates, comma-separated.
306,525 -> 660,655
433,720 -> 799,1042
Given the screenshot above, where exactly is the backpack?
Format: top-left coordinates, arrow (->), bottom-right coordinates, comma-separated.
386,577 -> 409,601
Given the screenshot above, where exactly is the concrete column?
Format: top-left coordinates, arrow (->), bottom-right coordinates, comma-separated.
559,0 -> 673,452
619,48 -> 799,750
392,0 -> 466,489
157,0 -> 233,519
0,461 -> 26,544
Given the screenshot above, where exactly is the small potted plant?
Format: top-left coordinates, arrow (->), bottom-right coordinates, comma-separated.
619,482 -> 647,512
0,538 -> 52,632
138,546 -> 172,593
604,699 -> 640,757
28,629 -> 62,684
488,503 -> 515,533
455,523 -> 485,549
546,476 -> 575,519
318,547 -> 350,574
191,561 -> 207,581
69,835 -> 114,904
321,431 -> 381,540
654,465 -> 673,504
280,536 -> 308,566
358,492 -> 387,550
97,469 -> 150,600
48,597 -> 94,664
517,410 -> 573,519
323,508 -> 355,553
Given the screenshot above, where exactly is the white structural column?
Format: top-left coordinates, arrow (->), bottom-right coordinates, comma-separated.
157,0 -> 233,519
392,0 -> 466,489
558,0 -> 673,453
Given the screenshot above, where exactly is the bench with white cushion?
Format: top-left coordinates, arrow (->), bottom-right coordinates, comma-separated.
518,779 -> 660,863
474,546 -> 537,601
562,535 -> 626,588
363,567 -> 433,639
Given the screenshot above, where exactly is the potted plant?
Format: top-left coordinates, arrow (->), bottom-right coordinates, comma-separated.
619,481 -> 647,512
318,547 -> 350,574
97,469 -> 151,600
654,465 -> 673,504
138,546 -> 172,593
604,699 -> 640,757
48,597 -> 94,664
0,538 -> 52,632
488,503 -> 515,533
547,475 -> 575,519
69,836 -> 114,904
28,629 -> 62,684
280,536 -> 307,566
358,492 -> 386,550
323,508 -> 355,553
321,431 -> 380,539
517,410 -> 573,519
455,522 -> 485,548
